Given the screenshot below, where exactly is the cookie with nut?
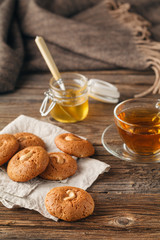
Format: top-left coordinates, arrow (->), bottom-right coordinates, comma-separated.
7,146 -> 49,182
45,186 -> 95,221
54,133 -> 95,158
14,132 -> 46,150
0,134 -> 19,166
40,152 -> 77,180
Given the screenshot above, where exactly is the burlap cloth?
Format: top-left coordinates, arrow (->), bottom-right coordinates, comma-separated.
0,0 -> 160,96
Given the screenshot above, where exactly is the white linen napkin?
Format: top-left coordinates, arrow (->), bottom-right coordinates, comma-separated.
0,115 -> 110,221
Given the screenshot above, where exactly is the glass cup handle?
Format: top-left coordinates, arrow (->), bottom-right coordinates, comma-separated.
40,90 -> 56,116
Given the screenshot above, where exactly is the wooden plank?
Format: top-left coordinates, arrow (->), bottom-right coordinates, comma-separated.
0,70 -> 160,239
16,71 -> 155,89
0,193 -> 160,239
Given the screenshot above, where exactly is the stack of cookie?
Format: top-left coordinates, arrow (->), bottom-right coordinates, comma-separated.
0,132 -> 95,221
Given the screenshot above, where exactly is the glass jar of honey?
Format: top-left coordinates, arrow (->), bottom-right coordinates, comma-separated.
40,73 -> 88,123
40,72 -> 120,123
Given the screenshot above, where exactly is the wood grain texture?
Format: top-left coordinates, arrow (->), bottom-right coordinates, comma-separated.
0,70 -> 160,240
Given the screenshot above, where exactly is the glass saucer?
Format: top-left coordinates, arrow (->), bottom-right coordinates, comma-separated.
101,124 -> 160,163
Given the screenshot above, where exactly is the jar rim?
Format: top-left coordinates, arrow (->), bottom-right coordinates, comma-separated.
49,72 -> 88,92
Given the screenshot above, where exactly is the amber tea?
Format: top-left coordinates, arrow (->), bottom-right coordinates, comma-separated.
115,106 -> 160,155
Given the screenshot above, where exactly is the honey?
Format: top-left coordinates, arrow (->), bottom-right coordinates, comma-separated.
116,106 -> 160,155
40,73 -> 89,123
50,88 -> 89,123
49,73 -> 89,123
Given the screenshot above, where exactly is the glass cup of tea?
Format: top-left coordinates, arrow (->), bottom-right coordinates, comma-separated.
114,98 -> 160,156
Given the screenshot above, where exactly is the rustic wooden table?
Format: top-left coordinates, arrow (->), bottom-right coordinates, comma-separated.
0,70 -> 160,240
